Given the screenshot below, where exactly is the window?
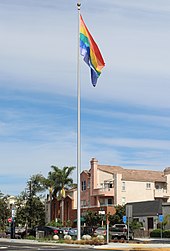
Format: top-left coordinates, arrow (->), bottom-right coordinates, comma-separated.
155,184 -> 160,189
81,200 -> 86,207
100,198 -> 105,205
146,183 -> 151,189
108,198 -> 113,205
83,180 -> 86,190
122,181 -> 126,191
104,182 -> 113,190
122,197 -> 126,205
81,180 -> 86,191
155,183 -> 164,190
87,180 -> 90,188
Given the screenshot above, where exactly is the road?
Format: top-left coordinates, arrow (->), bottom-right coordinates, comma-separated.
1,238 -> 170,251
0,241 -> 116,251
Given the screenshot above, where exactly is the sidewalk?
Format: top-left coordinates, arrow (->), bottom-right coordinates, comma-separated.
95,238 -> 170,250
1,237 -> 170,250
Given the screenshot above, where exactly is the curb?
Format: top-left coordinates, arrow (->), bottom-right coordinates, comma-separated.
2,238 -> 170,250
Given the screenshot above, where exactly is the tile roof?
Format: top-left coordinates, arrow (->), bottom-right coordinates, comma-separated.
98,165 -> 123,173
122,169 -> 166,182
82,170 -> 90,174
97,165 -> 166,182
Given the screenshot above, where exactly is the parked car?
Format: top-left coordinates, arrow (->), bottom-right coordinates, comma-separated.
29,226 -> 64,238
68,228 -> 78,238
5,227 -> 27,239
94,227 -> 106,236
109,224 -> 134,240
59,227 -> 71,235
82,226 -> 95,236
68,227 -> 94,238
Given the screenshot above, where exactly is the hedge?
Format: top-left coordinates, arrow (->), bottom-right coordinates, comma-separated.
150,229 -> 170,238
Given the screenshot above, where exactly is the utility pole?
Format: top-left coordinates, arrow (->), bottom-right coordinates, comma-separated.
29,180 -> 32,228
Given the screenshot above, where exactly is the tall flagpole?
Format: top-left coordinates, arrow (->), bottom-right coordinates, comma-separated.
77,1 -> 81,241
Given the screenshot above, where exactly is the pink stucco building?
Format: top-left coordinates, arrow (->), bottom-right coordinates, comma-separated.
80,158 -> 170,209
47,158 -> 170,225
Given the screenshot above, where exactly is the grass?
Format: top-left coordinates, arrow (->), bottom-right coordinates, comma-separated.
24,236 -> 105,245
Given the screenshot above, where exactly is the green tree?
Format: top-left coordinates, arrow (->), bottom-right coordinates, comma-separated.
15,194 -> 45,228
84,211 -> 99,227
15,175 -> 46,228
109,205 -> 125,225
0,193 -> 10,231
15,191 -> 27,227
28,174 -> 46,196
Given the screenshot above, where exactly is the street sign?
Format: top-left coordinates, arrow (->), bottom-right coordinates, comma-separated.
12,209 -> 16,218
123,215 -> 127,223
159,215 -> 164,222
8,217 -> 12,223
99,210 -> 105,215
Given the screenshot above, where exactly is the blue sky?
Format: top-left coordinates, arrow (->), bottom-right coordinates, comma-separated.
0,0 -> 170,195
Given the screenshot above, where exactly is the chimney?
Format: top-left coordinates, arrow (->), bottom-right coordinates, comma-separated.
90,158 -> 98,190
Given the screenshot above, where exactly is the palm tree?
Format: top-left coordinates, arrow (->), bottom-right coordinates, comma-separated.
49,165 -> 76,225
44,172 -> 57,223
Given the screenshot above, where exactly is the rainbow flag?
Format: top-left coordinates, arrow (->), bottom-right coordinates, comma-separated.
80,15 -> 105,87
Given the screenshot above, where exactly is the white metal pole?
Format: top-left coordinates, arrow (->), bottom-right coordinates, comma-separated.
106,220 -> 109,244
128,215 -> 129,241
77,1 -> 81,241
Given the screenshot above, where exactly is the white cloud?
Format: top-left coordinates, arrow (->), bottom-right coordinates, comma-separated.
0,0 -> 170,195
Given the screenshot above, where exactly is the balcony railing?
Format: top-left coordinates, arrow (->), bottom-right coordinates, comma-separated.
154,189 -> 168,198
81,204 -> 115,209
92,187 -> 114,196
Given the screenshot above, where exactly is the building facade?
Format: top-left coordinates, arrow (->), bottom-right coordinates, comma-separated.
48,158 -> 170,226
80,158 -> 170,209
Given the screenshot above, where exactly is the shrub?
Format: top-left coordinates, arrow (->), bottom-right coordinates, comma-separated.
150,229 -> 161,238
163,230 -> 170,238
64,239 -> 74,244
150,229 -> 170,238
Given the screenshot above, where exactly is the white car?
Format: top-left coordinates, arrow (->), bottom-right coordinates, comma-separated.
94,227 -> 106,236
